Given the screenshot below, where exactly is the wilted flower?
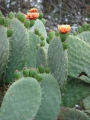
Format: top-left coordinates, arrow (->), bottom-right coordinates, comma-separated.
58,25 -> 71,33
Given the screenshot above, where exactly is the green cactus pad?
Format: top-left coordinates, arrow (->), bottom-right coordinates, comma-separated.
34,28 -> 40,35
31,19 -> 48,49
58,107 -> 90,120
73,31 -> 77,36
67,35 -> 90,83
41,18 -> 46,25
48,37 -> 67,91
23,67 -> 30,77
0,16 -> 5,25
24,19 -> 30,28
4,18 -> 29,84
39,12 -> 43,19
36,43 -> 40,50
17,12 -> 25,23
7,27 -> 13,37
40,35 -> 45,41
63,42 -> 68,50
0,11 -> 2,17
36,73 -> 42,81
36,47 -> 47,68
0,77 -> 42,120
31,19 -> 47,38
63,76 -> 90,107
8,12 -> 15,19
30,20 -> 35,27
40,41 -> 45,46
0,90 -> 3,107
0,26 -> 9,84
4,17 -> 10,27
82,22 -> 89,31
13,70 -> 21,80
48,30 -> 55,40
29,68 -> 38,78
45,67 -> 50,73
34,73 -> 61,120
60,32 -> 69,42
78,25 -> 83,33
46,36 -> 50,44
77,31 -> 90,45
82,95 -> 90,110
25,32 -> 41,68
38,65 -> 45,73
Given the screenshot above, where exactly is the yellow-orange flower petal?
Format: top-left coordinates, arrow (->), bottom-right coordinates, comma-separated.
58,25 -> 71,33
29,8 -> 38,13
26,12 -> 39,20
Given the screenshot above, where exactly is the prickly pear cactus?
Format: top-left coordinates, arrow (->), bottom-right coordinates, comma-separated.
67,35 -> 90,83
82,95 -> 90,110
31,19 -> 48,49
48,37 -> 67,91
0,77 -> 42,120
25,32 -> 41,68
58,107 -> 90,120
36,47 -> 47,68
63,76 -> 90,107
31,19 -> 47,39
4,18 -> 29,84
0,26 -> 9,85
77,31 -> 90,45
34,73 -> 61,120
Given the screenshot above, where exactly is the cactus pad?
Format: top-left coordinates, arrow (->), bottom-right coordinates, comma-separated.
67,35 -> 90,83
0,26 -> 9,83
4,18 -> 29,84
36,47 -> 47,68
58,107 -> 90,120
48,37 -> 67,90
77,31 -> 90,45
25,32 -> 41,68
0,77 -> 42,120
63,76 -> 90,107
34,73 -> 61,120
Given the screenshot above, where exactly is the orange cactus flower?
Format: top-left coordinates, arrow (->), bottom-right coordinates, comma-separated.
58,25 -> 71,33
25,12 -> 39,20
29,8 -> 38,13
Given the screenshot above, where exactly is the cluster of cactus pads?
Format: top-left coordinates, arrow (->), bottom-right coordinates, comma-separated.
0,8 -> 90,120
